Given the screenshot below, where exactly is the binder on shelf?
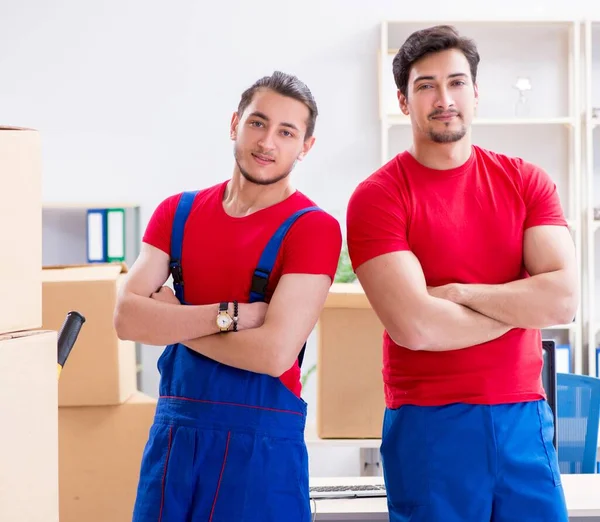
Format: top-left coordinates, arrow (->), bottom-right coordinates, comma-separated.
596,347 -> 600,378
106,208 -> 125,262
86,208 -> 126,263
86,209 -> 107,263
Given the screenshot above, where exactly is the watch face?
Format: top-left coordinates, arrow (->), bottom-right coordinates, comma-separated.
217,315 -> 231,328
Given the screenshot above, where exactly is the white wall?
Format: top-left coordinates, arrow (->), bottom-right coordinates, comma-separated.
2,0 -> 600,476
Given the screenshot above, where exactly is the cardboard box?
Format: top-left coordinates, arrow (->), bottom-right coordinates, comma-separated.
0,127 -> 42,334
42,263 -> 137,406
0,330 -> 58,522
59,392 -> 157,522
317,283 -> 386,438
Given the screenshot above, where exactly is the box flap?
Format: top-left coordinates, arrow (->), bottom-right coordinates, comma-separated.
126,392 -> 158,406
0,329 -> 55,343
43,261 -> 128,272
42,263 -> 128,283
329,283 -> 364,295
0,126 -> 37,131
325,283 -> 371,309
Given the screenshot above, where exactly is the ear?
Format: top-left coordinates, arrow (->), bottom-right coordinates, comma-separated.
230,112 -> 239,140
297,136 -> 316,161
398,90 -> 409,116
473,82 -> 479,107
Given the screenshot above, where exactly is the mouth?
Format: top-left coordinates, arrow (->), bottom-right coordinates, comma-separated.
251,153 -> 275,166
431,113 -> 459,122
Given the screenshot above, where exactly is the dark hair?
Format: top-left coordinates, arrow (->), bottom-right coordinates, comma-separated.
393,25 -> 480,97
237,71 -> 318,139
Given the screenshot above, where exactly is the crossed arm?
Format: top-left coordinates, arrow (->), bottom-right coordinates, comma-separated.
114,244 -> 246,346
114,243 -> 331,376
429,225 -> 578,330
356,225 -> 577,352
182,273 -> 331,376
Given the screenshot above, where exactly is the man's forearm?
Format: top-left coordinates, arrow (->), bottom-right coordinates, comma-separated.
398,296 -> 512,351
450,271 -> 577,329
114,293 -> 221,346
183,324 -> 290,377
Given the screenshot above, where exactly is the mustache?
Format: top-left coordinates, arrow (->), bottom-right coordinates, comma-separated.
428,109 -> 461,119
252,150 -> 275,160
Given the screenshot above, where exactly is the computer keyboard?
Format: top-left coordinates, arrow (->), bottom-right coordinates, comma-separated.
309,483 -> 387,499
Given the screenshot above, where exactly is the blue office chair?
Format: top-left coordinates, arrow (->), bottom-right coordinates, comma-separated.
556,372 -> 600,474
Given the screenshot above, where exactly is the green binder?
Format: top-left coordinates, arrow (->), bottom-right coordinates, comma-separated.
106,208 -> 126,262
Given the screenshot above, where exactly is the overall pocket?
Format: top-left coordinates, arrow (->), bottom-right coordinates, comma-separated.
380,406 -> 430,508
536,400 -> 562,487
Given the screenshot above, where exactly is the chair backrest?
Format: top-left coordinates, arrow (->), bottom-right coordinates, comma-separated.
542,340 -> 558,448
556,372 -> 600,474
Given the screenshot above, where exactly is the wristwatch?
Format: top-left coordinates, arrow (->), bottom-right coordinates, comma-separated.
216,302 -> 233,332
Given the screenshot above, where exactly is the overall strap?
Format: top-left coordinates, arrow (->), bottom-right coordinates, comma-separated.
170,191 -> 198,303
250,205 -> 322,367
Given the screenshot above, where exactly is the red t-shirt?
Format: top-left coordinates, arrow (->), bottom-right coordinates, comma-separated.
143,181 -> 342,397
347,145 -> 568,408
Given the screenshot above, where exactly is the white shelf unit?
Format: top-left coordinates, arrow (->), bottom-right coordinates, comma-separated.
583,20 -> 600,378
379,20 -> 583,373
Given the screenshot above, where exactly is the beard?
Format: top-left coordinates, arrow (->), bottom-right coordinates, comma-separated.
428,124 -> 467,143
426,110 -> 467,144
234,144 -> 295,186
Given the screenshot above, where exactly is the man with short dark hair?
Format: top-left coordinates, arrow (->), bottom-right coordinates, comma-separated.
347,25 -> 576,522
115,71 -> 342,521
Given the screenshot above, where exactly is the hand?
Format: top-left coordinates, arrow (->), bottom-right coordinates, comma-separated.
236,302 -> 268,331
150,286 -> 181,305
427,283 -> 463,304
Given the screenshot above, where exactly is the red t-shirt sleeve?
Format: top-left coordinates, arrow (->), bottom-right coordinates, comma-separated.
521,162 -> 568,229
280,210 -> 342,281
142,193 -> 183,255
346,180 -> 410,271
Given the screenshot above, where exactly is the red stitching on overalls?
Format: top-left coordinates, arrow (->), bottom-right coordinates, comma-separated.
158,426 -> 173,522
209,431 -> 231,522
159,395 -> 304,417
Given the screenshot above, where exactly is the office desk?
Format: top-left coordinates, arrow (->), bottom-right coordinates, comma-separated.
310,475 -> 600,521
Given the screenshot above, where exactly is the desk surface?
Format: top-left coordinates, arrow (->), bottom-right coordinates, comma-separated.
309,475 -> 600,521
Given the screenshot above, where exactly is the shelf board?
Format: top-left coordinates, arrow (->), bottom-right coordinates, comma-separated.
384,20 -> 577,28
43,202 -> 140,209
385,115 -> 574,127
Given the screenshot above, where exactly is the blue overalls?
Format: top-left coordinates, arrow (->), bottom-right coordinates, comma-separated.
132,192 -> 320,522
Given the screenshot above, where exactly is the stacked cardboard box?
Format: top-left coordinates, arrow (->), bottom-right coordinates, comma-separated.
317,283 -> 386,438
40,264 -> 157,522
58,393 -> 157,522
0,126 -> 157,522
0,127 -> 59,522
0,127 -> 42,334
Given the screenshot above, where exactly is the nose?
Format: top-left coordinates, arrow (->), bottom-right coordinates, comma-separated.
434,86 -> 455,110
257,129 -> 277,151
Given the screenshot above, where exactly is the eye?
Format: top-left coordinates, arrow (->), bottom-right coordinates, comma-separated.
452,80 -> 466,87
249,120 -> 264,127
281,130 -> 293,137
417,84 -> 432,90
